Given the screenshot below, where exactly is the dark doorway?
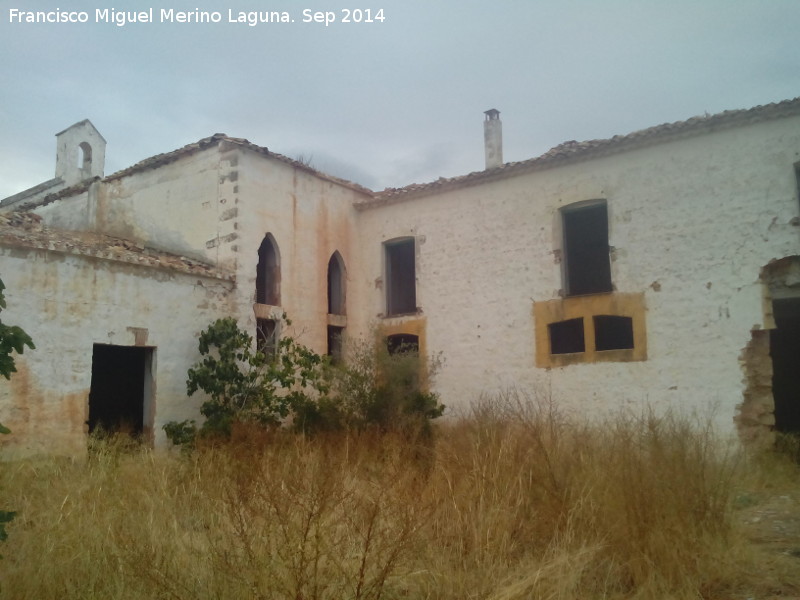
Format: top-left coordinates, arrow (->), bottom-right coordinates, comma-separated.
88,344 -> 154,437
772,298 -> 800,433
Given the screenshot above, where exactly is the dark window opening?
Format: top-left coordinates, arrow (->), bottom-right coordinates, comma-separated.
772,298 -> 800,433
88,344 -> 152,437
256,318 -> 278,357
549,318 -> 585,354
256,234 -> 280,305
794,164 -> 800,213
594,315 -> 634,351
327,326 -> 344,364
563,202 -> 612,296
387,333 -> 419,355
328,251 -> 346,315
385,238 -> 416,316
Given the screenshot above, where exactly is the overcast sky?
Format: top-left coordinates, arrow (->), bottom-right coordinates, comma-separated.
1,0 -> 798,200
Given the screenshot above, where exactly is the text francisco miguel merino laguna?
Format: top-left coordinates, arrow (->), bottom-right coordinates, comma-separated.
7,7 -> 382,26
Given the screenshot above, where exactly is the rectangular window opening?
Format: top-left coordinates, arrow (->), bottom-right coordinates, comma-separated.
256,318 -> 278,357
593,315 -> 634,351
549,318 -> 585,354
385,238 -> 416,316
327,325 -> 344,364
563,202 -> 612,296
795,163 -> 800,211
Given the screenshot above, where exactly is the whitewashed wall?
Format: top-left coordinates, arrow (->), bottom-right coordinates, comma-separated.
354,116 -> 800,432
0,246 -> 235,455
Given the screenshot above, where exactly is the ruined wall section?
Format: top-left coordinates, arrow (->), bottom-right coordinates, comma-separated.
0,245 -> 235,456
355,115 -> 800,433
233,150 -> 367,355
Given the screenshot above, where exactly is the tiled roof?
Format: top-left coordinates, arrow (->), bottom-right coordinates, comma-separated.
359,96 -> 800,209
0,212 -> 234,281
105,134 -> 373,195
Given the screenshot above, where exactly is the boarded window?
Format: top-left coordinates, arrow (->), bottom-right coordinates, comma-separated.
563,202 -> 612,296
328,251 -> 346,315
256,234 -> 280,305
548,318 -> 585,354
385,238 -> 416,316
593,315 -> 634,350
387,333 -> 419,355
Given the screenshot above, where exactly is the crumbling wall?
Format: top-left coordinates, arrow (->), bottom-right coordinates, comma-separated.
736,329 -> 775,448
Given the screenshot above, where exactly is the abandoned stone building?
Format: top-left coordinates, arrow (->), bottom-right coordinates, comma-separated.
1,98 -> 799,455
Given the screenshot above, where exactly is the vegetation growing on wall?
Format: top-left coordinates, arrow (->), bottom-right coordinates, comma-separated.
164,317 -> 443,446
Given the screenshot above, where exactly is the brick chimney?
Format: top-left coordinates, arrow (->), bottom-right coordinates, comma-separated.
484,108 -> 502,170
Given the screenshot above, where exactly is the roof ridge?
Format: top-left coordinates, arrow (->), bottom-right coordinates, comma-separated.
364,96 -> 800,208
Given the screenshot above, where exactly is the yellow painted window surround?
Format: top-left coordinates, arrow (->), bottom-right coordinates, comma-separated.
533,292 -> 647,368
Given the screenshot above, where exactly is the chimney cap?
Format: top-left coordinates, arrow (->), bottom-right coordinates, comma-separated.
484,108 -> 501,120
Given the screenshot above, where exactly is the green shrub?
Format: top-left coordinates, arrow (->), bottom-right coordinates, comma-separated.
165,316 -> 328,445
165,318 -> 445,446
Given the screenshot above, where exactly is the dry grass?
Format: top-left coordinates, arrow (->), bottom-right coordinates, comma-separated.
1,392 -> 799,599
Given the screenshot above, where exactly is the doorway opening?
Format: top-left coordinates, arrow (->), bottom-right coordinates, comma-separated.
772,298 -> 800,433
88,344 -> 155,440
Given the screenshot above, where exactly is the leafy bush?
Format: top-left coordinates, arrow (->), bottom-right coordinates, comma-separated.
0,277 -> 33,557
0,277 -> 34,381
165,318 -> 444,446
165,317 -> 328,445
294,336 -> 444,437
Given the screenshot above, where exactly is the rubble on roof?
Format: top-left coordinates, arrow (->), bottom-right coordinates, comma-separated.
0,211 -> 234,281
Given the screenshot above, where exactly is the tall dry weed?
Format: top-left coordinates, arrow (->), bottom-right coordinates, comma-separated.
1,393 -> 797,599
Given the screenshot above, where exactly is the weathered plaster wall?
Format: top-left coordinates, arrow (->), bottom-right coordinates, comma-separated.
233,149 -> 368,355
0,246 -> 235,456
31,148 -> 225,265
355,116 -> 800,432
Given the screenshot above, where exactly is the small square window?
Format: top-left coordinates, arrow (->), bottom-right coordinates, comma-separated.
549,318 -> 585,354
593,315 -> 634,351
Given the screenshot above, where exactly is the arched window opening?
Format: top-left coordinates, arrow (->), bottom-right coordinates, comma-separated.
256,234 -> 281,305
327,251 -> 346,315
78,141 -> 93,173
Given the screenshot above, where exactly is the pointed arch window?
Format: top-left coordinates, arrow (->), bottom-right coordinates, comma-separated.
327,251 -> 346,316
256,234 -> 281,306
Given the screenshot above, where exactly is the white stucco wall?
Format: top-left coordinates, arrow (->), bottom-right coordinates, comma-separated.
232,149 -> 369,355
354,116 -> 800,432
0,246 -> 235,456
